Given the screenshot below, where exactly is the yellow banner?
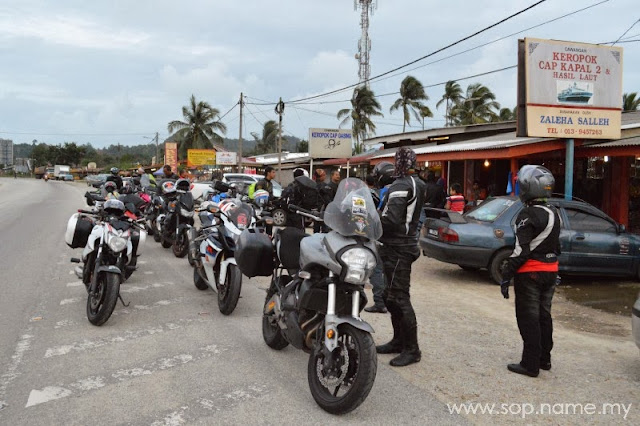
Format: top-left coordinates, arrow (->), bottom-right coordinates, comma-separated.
187,149 -> 216,167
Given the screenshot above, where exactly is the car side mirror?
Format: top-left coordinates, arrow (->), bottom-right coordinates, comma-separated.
618,223 -> 626,233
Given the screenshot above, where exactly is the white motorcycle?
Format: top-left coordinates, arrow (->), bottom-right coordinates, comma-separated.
67,199 -> 146,326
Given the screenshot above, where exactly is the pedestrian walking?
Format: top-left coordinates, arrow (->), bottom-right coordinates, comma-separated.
500,165 -> 561,378
376,148 -> 425,366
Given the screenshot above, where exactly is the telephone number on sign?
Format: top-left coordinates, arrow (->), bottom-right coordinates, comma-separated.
561,129 -> 603,136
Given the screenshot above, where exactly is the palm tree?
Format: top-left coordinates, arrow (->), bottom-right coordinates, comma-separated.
436,81 -> 463,126
337,86 -> 383,154
623,92 -> 640,111
167,94 -> 227,159
250,120 -> 281,155
496,107 -> 516,122
389,76 -> 433,132
450,83 -> 500,125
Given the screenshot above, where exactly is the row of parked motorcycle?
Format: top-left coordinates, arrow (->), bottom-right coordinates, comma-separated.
64,176 -> 383,414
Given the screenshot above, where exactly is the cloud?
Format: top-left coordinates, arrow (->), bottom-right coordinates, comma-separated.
0,11 -> 149,50
304,50 -> 358,91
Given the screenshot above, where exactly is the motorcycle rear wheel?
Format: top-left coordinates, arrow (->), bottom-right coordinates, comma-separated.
307,324 -> 377,415
217,264 -> 242,315
261,283 -> 289,350
172,230 -> 189,258
87,272 -> 120,326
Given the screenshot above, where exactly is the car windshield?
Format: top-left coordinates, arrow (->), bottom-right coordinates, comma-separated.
465,197 -> 516,222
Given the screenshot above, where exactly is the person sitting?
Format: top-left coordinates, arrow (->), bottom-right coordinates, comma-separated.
445,183 -> 465,213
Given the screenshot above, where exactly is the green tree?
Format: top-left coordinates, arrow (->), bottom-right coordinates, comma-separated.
337,86 -> 383,154
31,143 -> 50,167
297,140 -> 309,152
250,120 -> 281,155
167,94 -> 227,159
450,83 -> 500,125
495,107 -> 516,122
436,80 -> 464,127
623,92 -> 640,111
389,76 -> 433,132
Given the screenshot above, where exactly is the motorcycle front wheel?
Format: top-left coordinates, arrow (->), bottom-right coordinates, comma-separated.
307,324 -> 377,415
172,229 -> 189,258
261,282 -> 289,350
87,272 -> 120,326
193,266 -> 209,291
217,263 -> 242,315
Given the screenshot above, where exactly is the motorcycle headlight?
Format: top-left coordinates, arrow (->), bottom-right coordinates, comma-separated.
340,247 -> 377,284
180,207 -> 194,217
107,231 -> 128,253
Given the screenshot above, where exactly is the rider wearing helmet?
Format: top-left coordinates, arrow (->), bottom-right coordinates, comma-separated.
500,165 -> 561,378
106,167 -> 123,190
376,148 -> 425,367
282,168 -> 320,229
372,161 -> 395,209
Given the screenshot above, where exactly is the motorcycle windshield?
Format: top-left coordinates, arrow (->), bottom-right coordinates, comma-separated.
227,204 -> 254,231
179,192 -> 194,210
323,178 -> 382,240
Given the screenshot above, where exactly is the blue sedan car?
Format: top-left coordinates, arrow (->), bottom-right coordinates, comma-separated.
420,196 -> 639,284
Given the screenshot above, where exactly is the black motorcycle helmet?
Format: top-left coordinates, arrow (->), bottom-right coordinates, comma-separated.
110,167 -> 119,176
372,161 -> 395,188
103,199 -> 125,216
104,181 -> 117,193
175,178 -> 191,192
517,165 -> 555,203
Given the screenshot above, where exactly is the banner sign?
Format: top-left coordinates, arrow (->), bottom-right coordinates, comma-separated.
165,142 -> 178,172
522,37 -> 623,139
187,149 -> 216,167
308,128 -> 353,159
216,152 -> 237,165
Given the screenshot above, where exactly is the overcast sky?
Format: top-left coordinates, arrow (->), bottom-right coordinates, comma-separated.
0,0 -> 638,148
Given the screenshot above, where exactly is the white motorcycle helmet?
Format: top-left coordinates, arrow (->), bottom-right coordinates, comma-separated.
253,189 -> 270,208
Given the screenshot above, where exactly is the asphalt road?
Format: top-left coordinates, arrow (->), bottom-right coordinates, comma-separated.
0,178 -> 462,425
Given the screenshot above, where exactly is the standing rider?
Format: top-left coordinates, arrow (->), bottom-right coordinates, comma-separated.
106,167 -> 123,190
256,166 -> 276,198
500,165 -> 561,378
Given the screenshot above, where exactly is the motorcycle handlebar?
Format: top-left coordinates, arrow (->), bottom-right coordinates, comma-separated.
288,205 -> 323,222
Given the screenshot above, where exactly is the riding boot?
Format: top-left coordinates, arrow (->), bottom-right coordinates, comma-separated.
376,314 -> 404,354
390,326 -> 421,367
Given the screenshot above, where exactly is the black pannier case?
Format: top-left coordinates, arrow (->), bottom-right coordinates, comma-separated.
235,230 -> 273,277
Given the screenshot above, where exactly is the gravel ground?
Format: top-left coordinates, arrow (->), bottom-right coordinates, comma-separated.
362,257 -> 640,425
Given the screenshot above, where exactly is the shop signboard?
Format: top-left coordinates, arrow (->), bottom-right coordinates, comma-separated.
216,152 -> 237,165
308,128 -> 353,159
165,142 -> 178,172
518,38 -> 623,139
187,149 -> 216,167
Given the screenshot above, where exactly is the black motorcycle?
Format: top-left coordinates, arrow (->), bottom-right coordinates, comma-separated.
160,179 -> 194,257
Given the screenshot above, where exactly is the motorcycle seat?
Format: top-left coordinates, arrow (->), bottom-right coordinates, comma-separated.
275,227 -> 308,270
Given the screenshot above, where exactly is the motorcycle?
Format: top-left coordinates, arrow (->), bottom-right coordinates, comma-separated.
159,179 -> 194,257
258,178 -> 380,415
192,181 -> 269,315
66,199 -> 146,326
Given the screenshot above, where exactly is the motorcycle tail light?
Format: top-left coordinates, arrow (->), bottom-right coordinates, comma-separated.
206,246 -> 215,255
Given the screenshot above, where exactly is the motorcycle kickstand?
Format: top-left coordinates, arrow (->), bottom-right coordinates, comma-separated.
117,293 -> 130,307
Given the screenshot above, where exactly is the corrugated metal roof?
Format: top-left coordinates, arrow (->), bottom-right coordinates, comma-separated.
372,131 -> 548,159
584,135 -> 640,148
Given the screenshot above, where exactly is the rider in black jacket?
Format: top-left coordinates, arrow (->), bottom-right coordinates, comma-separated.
501,165 -> 561,378
376,147 -> 426,367
105,167 -> 123,190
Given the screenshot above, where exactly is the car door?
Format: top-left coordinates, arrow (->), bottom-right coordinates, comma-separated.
563,207 -> 633,275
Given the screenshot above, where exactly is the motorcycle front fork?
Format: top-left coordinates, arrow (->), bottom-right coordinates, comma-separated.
323,274 -> 361,352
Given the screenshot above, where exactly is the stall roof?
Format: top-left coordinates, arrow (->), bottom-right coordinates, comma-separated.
584,135 -> 640,148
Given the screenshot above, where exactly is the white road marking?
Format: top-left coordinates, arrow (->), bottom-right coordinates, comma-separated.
111,297 -> 185,317
66,281 -> 83,287
59,298 -> 82,305
120,282 -> 172,293
68,270 -> 75,275
0,331 -> 34,410
44,319 -> 203,358
54,320 -> 77,329
144,271 -> 154,275
27,345 -> 223,408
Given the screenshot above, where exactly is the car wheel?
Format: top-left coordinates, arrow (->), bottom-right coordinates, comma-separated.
489,248 -> 512,285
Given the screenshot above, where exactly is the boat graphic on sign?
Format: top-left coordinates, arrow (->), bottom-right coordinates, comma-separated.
557,82 -> 593,104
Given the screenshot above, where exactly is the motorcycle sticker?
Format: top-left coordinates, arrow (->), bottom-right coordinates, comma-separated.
351,196 -> 367,217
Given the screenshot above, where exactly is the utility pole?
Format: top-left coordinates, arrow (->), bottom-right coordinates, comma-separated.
154,132 -> 159,165
275,98 -> 285,178
238,93 -> 243,172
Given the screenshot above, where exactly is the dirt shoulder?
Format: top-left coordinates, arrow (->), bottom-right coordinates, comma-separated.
363,257 -> 640,425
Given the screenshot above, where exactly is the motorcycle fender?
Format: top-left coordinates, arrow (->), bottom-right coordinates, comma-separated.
324,315 -> 374,351
218,257 -> 237,286
178,223 -> 191,232
96,265 -> 121,275
83,226 -> 103,258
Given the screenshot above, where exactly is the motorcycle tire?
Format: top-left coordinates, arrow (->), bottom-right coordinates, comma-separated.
307,324 -> 377,415
217,264 -> 242,315
124,256 -> 137,280
172,230 -> 189,258
193,266 -> 209,291
261,284 -> 289,350
152,221 -> 162,242
161,236 -> 172,248
86,272 -> 120,326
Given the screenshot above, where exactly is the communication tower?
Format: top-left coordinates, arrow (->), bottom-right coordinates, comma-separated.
354,0 -> 377,87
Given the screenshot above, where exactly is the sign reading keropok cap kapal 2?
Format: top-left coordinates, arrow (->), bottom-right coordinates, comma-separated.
523,37 -> 623,140
308,128 -> 353,159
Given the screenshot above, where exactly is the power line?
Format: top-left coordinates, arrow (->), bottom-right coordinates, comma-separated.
0,131 -> 159,136
284,0 -> 547,104
219,102 -> 239,121
612,17 -> 640,45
